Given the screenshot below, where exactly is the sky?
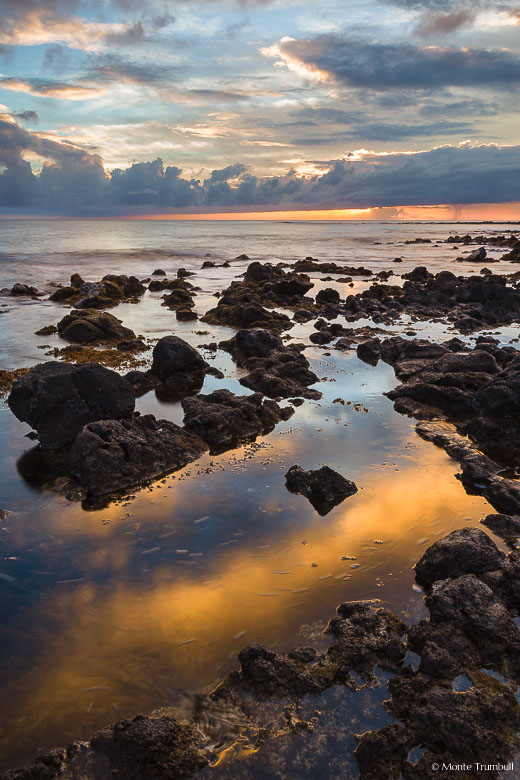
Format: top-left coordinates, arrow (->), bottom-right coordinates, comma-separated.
0,0 -> 519,217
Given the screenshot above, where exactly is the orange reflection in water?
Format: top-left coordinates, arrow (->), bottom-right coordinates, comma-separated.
0,443 -> 490,767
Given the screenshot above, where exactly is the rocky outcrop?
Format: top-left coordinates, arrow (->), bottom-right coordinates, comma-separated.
8,362 -> 135,449
414,527 -> 506,587
57,309 -> 136,344
220,329 -> 322,400
69,415 -> 207,497
50,274 -> 145,309
90,715 -> 209,779
343,269 -> 520,332
182,389 -> 293,453
285,464 -> 358,515
201,261 -> 316,330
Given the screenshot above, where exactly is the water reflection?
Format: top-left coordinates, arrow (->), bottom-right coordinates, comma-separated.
0,430 -> 489,768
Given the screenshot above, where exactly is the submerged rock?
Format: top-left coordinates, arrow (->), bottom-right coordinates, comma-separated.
57,309 -> 136,344
285,464 -> 358,515
182,389 -> 293,453
8,362 -> 135,449
69,415 -> 207,496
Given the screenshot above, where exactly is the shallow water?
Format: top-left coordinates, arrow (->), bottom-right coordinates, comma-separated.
0,219 -> 516,772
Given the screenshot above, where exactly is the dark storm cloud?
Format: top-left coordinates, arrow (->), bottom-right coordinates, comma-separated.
274,36 -> 520,90
1,119 -> 519,214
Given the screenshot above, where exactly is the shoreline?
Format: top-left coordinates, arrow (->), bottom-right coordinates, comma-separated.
1,226 -> 520,776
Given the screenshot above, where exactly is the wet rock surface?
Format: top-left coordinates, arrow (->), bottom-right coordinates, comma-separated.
342,269 -> 520,332
201,261 -> 322,330
50,273 -> 145,309
8,362 -> 135,449
91,715 -> 209,779
57,309 -> 136,344
69,415 -> 208,497
182,389 -> 294,453
220,328 -> 322,399
285,464 -> 358,515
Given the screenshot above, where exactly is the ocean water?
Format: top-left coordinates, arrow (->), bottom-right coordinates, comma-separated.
0,219 -> 515,773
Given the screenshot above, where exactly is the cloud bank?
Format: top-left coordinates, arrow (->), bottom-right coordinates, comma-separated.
264,35 -> 520,90
0,116 -> 518,214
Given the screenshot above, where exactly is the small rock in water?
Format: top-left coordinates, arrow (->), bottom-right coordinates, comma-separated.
285,464 -> 358,516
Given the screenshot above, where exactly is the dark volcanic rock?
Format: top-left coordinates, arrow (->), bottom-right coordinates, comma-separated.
91,715 -> 208,779
202,261 -> 316,330
415,527 -> 505,588
315,287 -> 340,305
8,362 -> 135,449
182,389 -> 293,453
482,513 -> 520,547
285,464 -> 358,515
356,338 -> 381,365
343,270 -> 520,333
69,415 -> 207,496
220,329 -> 321,399
150,335 -> 209,398
152,268 -> 166,275
50,273 -> 144,309
57,309 -> 136,344
151,336 -> 207,381
223,328 -> 283,362
9,283 -> 41,297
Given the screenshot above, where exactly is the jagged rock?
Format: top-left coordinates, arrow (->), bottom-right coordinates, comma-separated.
9,283 -> 41,297
285,464 -> 357,515
8,362 -> 135,449
69,415 -> 207,496
414,527 -> 505,588
57,309 -> 135,344
182,389 -> 293,453
315,287 -> 340,305
91,715 -> 208,779
357,338 -> 381,365
482,513 -> 520,547
149,336 -> 208,398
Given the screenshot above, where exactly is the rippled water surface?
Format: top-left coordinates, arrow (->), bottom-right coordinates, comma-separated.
0,219 -> 515,771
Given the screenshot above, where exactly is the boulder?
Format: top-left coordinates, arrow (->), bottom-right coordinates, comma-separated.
356,338 -> 381,365
57,310 -> 135,344
8,362 -> 135,449
415,527 -> 505,588
91,715 -> 208,779
316,288 -> 340,305
9,283 -> 40,297
150,336 -> 207,380
182,389 -> 293,453
69,415 -> 207,496
285,464 -> 358,515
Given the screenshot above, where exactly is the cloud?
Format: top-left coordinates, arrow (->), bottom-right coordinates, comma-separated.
0,118 -> 519,214
0,77 -> 105,100
11,109 -> 39,122
291,119 -> 474,145
263,34 -> 520,91
414,9 -> 476,36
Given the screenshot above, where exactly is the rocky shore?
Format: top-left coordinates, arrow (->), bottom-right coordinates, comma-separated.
3,525 -> 519,780
2,232 -> 520,777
